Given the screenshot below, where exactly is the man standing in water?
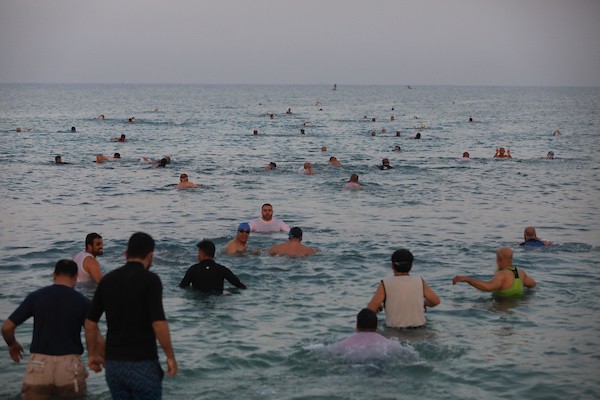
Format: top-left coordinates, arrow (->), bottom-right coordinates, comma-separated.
73,233 -> 103,284
520,227 -> 552,247
2,260 -> 97,399
249,203 -> 290,233
452,247 -> 536,297
367,249 -> 440,328
85,232 -> 178,399
224,223 -> 252,254
268,227 -> 317,256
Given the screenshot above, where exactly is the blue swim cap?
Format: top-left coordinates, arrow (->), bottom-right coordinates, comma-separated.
238,222 -> 250,232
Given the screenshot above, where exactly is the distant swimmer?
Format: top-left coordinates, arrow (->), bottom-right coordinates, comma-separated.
370,130 -> 377,136
413,132 -> 421,139
367,248 -> 440,328
452,247 -> 536,298
393,146 -> 401,152
54,155 -> 70,165
546,151 -> 554,160
176,173 -> 199,189
264,162 -> 277,170
414,123 -> 426,129
286,108 -> 292,114
98,114 -> 105,119
328,309 -> 417,363
321,146 -> 327,152
390,116 -> 395,121
461,151 -> 471,160
71,127 -> 77,132
395,130 -> 401,137
378,158 -> 393,170
315,100 -> 321,106
371,117 -> 376,122
268,227 -> 317,257
343,174 -> 362,190
469,117 -> 474,122
381,128 -> 387,134
494,147 -> 511,158
298,162 -> 315,175
300,128 -> 305,135
328,156 -> 342,167
128,117 -> 135,124
95,153 -> 121,163
110,134 -> 127,142
520,226 -> 552,247
224,223 -> 253,255
268,113 -> 275,119
179,240 -> 247,294
72,232 -> 103,284
142,156 -> 171,167
553,129 -> 561,136
16,127 -> 22,132
332,84 -> 337,91
253,129 -> 260,135
249,203 -> 290,233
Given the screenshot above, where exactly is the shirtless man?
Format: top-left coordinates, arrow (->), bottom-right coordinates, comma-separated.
343,174 -> 362,190
72,233 -> 103,284
452,247 -> 536,298
494,147 -> 512,158
268,227 -> 317,256
176,173 -> 199,189
249,204 -> 290,233
328,156 -> 342,167
224,223 -> 251,254
95,153 -> 121,163
298,162 -> 315,175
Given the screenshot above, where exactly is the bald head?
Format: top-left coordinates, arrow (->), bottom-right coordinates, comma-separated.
496,247 -> 513,268
524,226 -> 537,240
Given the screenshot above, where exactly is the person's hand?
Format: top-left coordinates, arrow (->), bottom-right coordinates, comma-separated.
452,276 -> 466,285
8,341 -> 24,363
166,357 -> 178,376
88,355 -> 105,373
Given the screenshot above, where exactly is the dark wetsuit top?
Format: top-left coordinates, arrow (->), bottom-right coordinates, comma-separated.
520,239 -> 545,248
179,259 -> 246,294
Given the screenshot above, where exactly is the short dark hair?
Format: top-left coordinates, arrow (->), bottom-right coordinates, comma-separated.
127,232 -> 155,259
262,203 -> 272,209
54,259 -> 78,277
196,239 -> 216,258
356,308 -> 378,331
85,233 -> 102,248
391,248 -> 414,273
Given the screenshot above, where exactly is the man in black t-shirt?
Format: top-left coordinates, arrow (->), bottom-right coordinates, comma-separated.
179,239 -> 247,294
85,232 -> 178,400
1,259 -> 94,399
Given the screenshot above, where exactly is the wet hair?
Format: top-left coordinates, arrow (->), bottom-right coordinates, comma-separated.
71,127 -> 76,131
262,203 -> 272,209
415,132 -> 421,139
54,259 -> 78,277
356,308 -> 378,331
197,239 -> 216,258
391,248 -> 414,273
127,232 -> 155,259
269,162 -> 277,168
55,155 -> 62,162
114,153 -> 121,158
85,233 -> 102,249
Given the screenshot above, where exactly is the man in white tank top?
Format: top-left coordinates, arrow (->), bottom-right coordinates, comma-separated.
249,203 -> 290,233
367,249 -> 440,328
72,233 -> 103,284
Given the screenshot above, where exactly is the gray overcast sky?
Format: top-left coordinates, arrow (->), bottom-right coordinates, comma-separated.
1,0 -> 599,86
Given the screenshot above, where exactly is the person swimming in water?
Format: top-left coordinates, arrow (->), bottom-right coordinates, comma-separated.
176,173 -> 199,189
343,174 -> 362,190
379,158 -> 393,170
546,151 -> 554,160
494,147 -> 511,158
110,134 -> 127,142
328,156 -> 342,167
264,162 -> 277,170
95,153 -> 121,163
54,155 -> 69,165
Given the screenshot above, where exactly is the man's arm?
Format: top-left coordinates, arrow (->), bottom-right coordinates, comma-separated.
152,320 -> 178,376
1,319 -> 24,363
367,282 -> 385,312
178,270 -> 191,288
223,267 -> 247,289
520,270 -> 537,288
84,319 -> 105,373
423,280 -> 440,308
452,272 -> 504,292
83,257 -> 102,283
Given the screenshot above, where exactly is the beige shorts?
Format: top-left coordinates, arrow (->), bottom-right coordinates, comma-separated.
21,353 -> 88,399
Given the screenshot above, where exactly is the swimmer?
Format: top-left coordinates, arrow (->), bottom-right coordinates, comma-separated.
546,151 -> 554,160
54,155 -> 69,165
413,132 -> 421,139
461,151 -> 471,160
393,146 -> 401,152
143,156 -> 171,167
328,156 -> 342,167
249,203 -> 290,233
264,162 -> 277,170
315,100 -> 321,106
268,227 -> 317,256
71,127 -> 77,132
379,158 -> 393,170
95,153 -> 121,163
176,173 -> 199,189
110,134 -> 127,142
370,131 -> 377,137
469,117 -> 474,122
321,146 -> 327,152
343,174 -> 362,190
395,130 -> 401,137
494,147 -> 511,158
363,115 -> 368,120
371,118 -> 376,122
128,117 -> 135,124
224,223 -> 253,255
300,128 -> 305,135
381,128 -> 386,134
286,108 -> 292,114
253,129 -> 259,135
390,116 -> 395,121
16,127 -> 22,132
520,227 -> 552,247
553,129 -> 561,136
98,114 -> 105,119
268,113 -> 275,119
298,162 -> 315,175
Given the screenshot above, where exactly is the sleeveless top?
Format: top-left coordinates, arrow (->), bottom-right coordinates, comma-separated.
72,251 -> 94,283
492,266 -> 524,298
382,275 -> 425,328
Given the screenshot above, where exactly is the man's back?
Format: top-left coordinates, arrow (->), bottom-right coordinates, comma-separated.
179,259 -> 246,293
269,242 -> 317,256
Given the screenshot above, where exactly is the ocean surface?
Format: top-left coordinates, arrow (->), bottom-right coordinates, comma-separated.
0,83 -> 599,399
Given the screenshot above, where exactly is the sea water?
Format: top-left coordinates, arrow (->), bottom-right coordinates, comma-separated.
0,84 -> 599,399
